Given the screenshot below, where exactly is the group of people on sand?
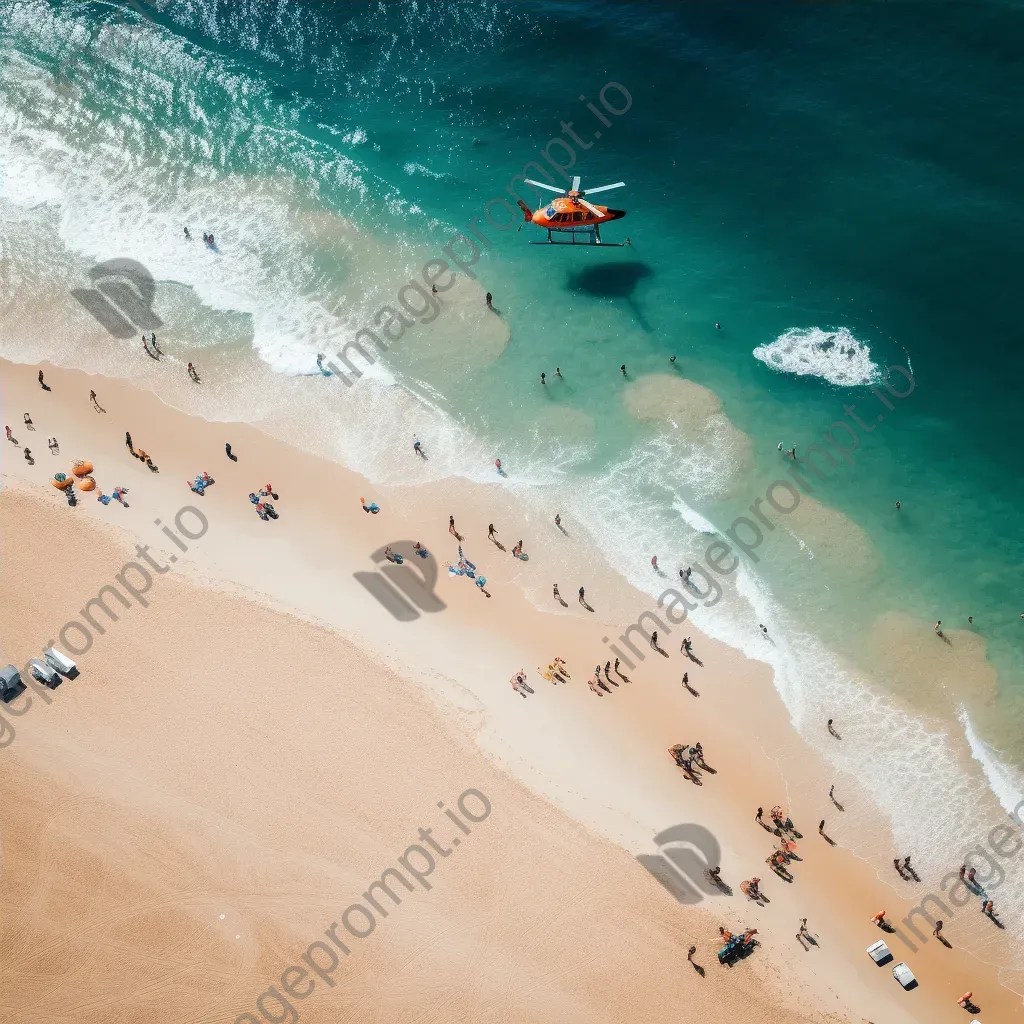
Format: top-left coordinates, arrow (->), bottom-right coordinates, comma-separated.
125,431 -> 158,471
537,658 -> 570,685
249,482 -> 280,521
668,741 -> 711,782
587,658 -> 630,696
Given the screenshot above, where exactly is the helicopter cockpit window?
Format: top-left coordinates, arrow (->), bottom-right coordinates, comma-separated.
572,212 -> 584,223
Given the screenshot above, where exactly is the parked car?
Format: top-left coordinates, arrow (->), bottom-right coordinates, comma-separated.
892,962 -> 917,989
866,940 -> 893,965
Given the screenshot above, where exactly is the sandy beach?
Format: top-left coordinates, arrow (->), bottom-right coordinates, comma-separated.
1,357 -> 1021,1023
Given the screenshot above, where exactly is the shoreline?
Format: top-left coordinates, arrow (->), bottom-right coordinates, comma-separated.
2,357 -> 1023,1022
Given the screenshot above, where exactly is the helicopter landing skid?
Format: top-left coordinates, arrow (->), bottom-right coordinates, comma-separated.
529,239 -> 625,246
531,228 -> 624,246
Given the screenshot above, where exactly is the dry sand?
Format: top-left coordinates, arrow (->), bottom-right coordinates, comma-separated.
1,358 -> 1022,1024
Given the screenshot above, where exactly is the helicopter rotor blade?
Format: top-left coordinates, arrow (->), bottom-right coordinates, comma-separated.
581,181 -> 625,195
571,175 -> 581,192
580,199 -> 604,219
524,178 -> 565,194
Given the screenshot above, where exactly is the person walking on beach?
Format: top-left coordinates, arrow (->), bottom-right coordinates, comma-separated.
125,431 -> 134,454
188,362 -> 201,383
485,292 -> 493,309
225,442 -> 237,461
449,515 -> 463,541
932,920 -> 944,938
934,620 -> 944,636
413,438 -> 425,457
756,807 -> 764,825
578,586 -> 586,606
553,583 -> 561,602
871,910 -> 888,929
488,523 -> 497,542
5,426 -> 16,445
827,718 -> 840,738
554,513 -> 562,529
650,630 -> 659,650
651,555 -> 658,571
38,370 -> 47,389
687,945 -> 697,964
893,858 -> 905,878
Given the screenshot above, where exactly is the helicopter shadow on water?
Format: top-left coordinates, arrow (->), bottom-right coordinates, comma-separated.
565,261 -> 654,333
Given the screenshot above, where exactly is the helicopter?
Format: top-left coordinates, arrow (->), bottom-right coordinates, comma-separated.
516,175 -> 626,245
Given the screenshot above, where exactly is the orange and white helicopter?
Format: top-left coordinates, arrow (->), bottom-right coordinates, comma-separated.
516,175 -> 626,245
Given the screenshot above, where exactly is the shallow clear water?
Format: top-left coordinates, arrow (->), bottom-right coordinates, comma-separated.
2,0 -> 1024,912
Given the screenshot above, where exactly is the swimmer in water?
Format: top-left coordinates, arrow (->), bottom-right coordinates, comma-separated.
620,364 -> 627,376
540,372 -> 546,384
895,500 -> 901,509
555,367 -> 563,378
778,441 -> 784,452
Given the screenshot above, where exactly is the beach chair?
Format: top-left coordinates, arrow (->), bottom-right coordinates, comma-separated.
28,658 -> 62,689
44,647 -> 80,680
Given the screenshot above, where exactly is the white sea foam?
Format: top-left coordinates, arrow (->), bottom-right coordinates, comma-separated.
753,326 -> 880,386
402,161 -> 448,180
961,708 -> 1024,819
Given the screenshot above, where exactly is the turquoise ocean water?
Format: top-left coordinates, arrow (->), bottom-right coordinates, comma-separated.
2,0 -> 1024,922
